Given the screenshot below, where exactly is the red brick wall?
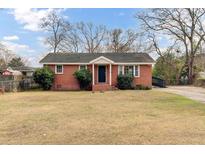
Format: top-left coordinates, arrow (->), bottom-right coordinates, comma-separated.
111,65 -> 152,88
48,64 -> 80,90
47,64 -> 152,90
134,65 -> 152,87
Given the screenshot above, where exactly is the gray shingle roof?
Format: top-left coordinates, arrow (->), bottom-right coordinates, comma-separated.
11,66 -> 36,72
40,52 -> 155,63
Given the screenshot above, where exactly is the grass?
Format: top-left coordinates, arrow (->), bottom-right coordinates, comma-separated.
1,90 -> 205,144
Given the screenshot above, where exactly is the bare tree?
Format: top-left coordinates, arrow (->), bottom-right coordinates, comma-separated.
40,10 -> 71,53
59,25 -> 82,53
148,34 -> 186,84
136,8 -> 205,83
131,32 -> 153,53
107,29 -> 138,53
0,43 -> 15,68
0,43 -> 6,69
77,22 -> 107,53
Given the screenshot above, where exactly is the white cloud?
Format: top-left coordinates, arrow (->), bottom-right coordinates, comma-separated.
1,41 -> 35,54
3,35 -> 19,41
10,8 -> 67,32
10,9 -> 52,32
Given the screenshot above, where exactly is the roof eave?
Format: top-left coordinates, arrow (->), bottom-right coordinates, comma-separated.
40,62 -> 155,65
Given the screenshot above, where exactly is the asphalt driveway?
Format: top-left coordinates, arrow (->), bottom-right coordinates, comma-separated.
157,86 -> 205,103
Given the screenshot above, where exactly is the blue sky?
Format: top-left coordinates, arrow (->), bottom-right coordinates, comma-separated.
0,8 -> 143,66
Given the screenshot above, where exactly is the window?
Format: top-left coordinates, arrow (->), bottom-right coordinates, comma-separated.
55,65 -> 63,74
79,65 -> 87,70
118,65 -> 140,77
118,65 -> 123,75
124,66 -> 134,76
134,65 -> 140,77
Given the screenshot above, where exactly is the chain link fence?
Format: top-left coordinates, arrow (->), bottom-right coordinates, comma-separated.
0,76 -> 39,92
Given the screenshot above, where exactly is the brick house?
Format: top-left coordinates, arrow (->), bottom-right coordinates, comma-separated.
40,52 -> 155,91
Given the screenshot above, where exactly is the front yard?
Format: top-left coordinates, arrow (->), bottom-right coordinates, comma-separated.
1,90 -> 205,144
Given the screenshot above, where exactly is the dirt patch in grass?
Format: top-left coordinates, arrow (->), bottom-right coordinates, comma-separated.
1,90 -> 205,144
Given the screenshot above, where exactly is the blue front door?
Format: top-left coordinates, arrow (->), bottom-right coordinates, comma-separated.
98,65 -> 106,83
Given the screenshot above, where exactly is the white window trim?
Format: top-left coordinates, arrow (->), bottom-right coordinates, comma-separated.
78,65 -> 87,70
118,65 -> 140,77
55,65 -> 63,74
134,65 -> 140,77
118,65 -> 124,75
124,65 -> 134,76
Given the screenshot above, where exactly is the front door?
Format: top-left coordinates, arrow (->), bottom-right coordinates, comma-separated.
98,65 -> 106,83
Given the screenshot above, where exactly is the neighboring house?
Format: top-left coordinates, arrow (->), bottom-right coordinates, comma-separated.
1,67 -> 23,81
11,66 -> 36,78
0,66 -> 37,92
1,66 -> 35,81
1,66 -> 35,78
40,52 -> 155,91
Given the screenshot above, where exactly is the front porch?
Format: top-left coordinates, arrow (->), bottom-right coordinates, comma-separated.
90,56 -> 114,91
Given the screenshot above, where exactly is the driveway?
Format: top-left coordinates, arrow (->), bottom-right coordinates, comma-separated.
157,86 -> 205,103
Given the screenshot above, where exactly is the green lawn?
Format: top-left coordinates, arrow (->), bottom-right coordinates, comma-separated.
1,90 -> 205,144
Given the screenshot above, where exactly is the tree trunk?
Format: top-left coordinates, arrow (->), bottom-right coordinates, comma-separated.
188,59 -> 194,84
176,74 -> 181,85
54,45 -> 57,53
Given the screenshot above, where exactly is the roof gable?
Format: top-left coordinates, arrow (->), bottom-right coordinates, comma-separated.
89,56 -> 114,64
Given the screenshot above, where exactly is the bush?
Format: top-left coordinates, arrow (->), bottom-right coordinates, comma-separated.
74,69 -> 92,90
117,74 -> 134,90
33,67 -> 54,90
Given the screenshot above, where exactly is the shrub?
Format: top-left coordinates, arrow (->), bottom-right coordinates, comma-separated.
117,74 -> 134,90
33,67 -> 54,90
74,69 -> 92,90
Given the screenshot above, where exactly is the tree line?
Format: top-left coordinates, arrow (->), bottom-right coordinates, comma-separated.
39,10 -> 149,54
